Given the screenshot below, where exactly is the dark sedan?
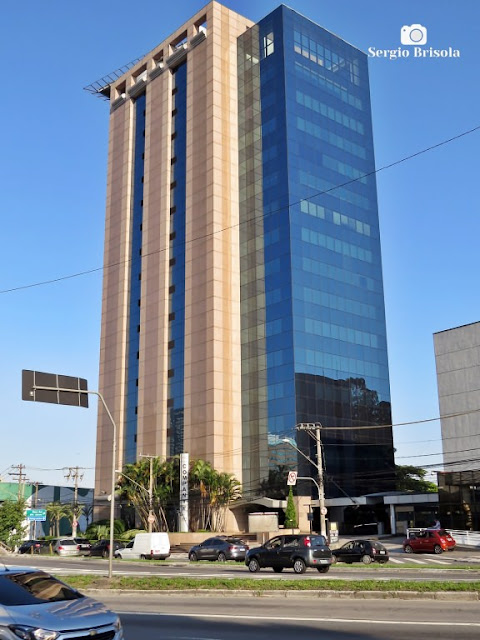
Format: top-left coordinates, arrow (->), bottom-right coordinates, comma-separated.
332,539 -> 389,564
189,536 -> 249,562
74,537 -> 92,555
89,539 -> 123,558
17,540 -> 50,555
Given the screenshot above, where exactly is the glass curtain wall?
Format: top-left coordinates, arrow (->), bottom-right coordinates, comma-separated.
124,92 -> 146,464
168,61 -> 187,456
239,6 -> 395,499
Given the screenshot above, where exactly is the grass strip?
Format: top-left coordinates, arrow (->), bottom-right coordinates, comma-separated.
61,575 -> 480,593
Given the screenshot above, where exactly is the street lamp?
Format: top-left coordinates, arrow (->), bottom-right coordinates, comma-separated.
21,370 -> 118,580
281,430 -> 327,537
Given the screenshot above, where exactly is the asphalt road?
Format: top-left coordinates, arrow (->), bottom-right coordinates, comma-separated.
96,593 -> 480,639
7,552 -> 480,583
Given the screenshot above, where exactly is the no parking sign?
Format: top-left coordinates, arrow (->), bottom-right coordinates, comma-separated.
286,471 -> 298,486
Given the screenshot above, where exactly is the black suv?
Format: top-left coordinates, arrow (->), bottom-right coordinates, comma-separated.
245,534 -> 332,574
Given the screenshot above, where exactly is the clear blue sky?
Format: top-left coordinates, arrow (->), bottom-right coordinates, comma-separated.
1,0 -> 479,488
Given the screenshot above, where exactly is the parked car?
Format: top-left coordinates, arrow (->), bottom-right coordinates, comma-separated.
53,538 -> 81,557
331,539 -> 389,564
74,537 -> 92,555
17,540 -> 50,555
115,532 -> 170,560
0,564 -> 123,639
245,534 -> 332,574
189,536 -> 249,562
89,539 -> 123,558
403,529 -> 456,554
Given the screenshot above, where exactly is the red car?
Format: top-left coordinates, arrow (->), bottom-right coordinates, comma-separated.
403,529 -> 456,554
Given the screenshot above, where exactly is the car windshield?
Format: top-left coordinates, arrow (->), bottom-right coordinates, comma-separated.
437,529 -> 450,537
59,540 -> 77,546
0,571 -> 84,606
371,542 -> 385,550
310,535 -> 327,546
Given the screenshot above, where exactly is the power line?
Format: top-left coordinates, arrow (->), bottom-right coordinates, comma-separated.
2,123 -> 479,296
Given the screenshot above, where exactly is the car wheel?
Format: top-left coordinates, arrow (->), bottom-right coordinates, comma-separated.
273,566 -> 284,573
293,558 -> 307,574
404,544 -> 413,554
317,566 -> 330,573
140,554 -> 146,560
361,554 -> 372,565
434,544 -> 443,554
248,558 -> 260,573
217,552 -> 227,562
102,549 -> 108,558
189,552 -> 198,562
115,554 -> 122,559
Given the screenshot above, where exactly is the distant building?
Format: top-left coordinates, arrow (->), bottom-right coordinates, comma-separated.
90,1 -> 395,525
434,321 -> 480,472
434,321 -> 480,529
0,482 -> 94,538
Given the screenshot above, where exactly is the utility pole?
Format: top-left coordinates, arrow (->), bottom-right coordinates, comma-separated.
31,481 -> 42,539
9,464 -> 28,500
65,467 -> 85,537
295,423 -> 327,538
139,454 -> 155,533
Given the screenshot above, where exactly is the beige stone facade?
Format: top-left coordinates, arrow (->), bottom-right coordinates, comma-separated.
95,2 -> 253,501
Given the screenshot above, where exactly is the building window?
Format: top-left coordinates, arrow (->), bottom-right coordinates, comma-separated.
263,32 -> 274,57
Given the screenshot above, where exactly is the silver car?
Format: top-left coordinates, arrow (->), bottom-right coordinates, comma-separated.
52,538 -> 80,557
0,565 -> 123,639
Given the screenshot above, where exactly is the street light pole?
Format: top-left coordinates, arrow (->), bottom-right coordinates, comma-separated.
283,422 -> 327,538
30,384 -> 118,580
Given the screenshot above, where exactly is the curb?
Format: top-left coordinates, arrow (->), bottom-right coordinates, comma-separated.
83,588 -> 480,602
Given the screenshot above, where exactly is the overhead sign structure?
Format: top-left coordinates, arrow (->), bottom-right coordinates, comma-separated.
22,370 -> 88,408
26,509 -> 47,522
287,471 -> 298,486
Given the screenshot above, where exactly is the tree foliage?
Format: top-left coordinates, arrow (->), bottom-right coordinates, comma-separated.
395,465 -> 438,493
46,502 -> 72,537
284,486 -> 297,529
0,499 -> 26,549
116,457 -> 241,532
259,465 -> 291,500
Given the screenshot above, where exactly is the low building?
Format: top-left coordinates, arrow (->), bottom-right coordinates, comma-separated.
0,482 -> 94,539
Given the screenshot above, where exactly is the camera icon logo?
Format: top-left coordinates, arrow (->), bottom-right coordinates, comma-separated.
401,24 -> 427,45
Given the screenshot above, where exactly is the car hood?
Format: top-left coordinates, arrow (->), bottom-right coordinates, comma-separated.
2,596 -> 117,631
246,546 -> 264,555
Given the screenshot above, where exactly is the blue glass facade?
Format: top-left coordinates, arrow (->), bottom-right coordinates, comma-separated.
168,61 -> 187,456
124,92 -> 146,464
238,6 -> 395,498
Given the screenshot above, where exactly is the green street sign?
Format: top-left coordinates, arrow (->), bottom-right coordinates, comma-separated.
26,509 -> 47,521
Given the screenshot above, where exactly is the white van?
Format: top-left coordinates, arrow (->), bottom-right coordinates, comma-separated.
115,532 -> 170,560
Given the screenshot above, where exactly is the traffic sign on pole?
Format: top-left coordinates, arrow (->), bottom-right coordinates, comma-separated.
287,471 -> 298,486
26,509 -> 47,522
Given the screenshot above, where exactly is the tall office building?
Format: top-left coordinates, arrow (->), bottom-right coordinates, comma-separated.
434,322 -> 480,472
92,1 -> 395,510
434,322 -> 480,530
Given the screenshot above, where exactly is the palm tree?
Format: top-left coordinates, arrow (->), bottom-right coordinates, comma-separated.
117,458 -> 175,531
190,459 -> 214,530
210,472 -> 242,532
46,502 -> 70,537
